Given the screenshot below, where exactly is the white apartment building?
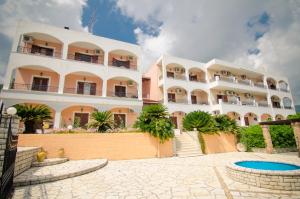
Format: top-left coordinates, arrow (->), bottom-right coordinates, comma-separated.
0,21 -> 296,130
143,55 -> 296,129
0,21 -> 143,129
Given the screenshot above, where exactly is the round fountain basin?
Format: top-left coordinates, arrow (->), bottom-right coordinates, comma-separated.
235,161 -> 300,171
227,160 -> 300,191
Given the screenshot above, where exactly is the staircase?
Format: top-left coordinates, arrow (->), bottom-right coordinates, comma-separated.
175,131 -> 203,157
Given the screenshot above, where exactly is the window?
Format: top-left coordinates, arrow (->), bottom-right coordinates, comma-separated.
114,114 -> 126,128
168,93 -> 176,102
31,77 -> 49,91
74,113 -> 89,127
167,72 -> 175,78
191,95 -> 197,104
75,52 -> 98,63
115,85 -> 126,97
77,82 -> 96,95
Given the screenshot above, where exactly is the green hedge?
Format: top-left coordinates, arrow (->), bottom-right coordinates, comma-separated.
238,125 -> 265,151
269,125 -> 296,148
238,125 -> 296,151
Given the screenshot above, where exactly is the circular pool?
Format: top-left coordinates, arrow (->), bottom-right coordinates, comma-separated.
227,160 -> 300,190
235,161 -> 300,171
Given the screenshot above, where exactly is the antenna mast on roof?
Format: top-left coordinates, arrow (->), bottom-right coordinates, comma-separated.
87,0 -> 100,33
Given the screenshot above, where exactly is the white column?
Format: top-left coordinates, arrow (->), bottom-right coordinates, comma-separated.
104,51 -> 109,66
185,69 -> 189,81
187,90 -> 191,104
240,116 -> 245,126
138,80 -> 142,100
3,69 -> 13,90
62,43 -> 68,59
102,79 -> 107,97
58,74 -> 65,94
54,111 -> 61,129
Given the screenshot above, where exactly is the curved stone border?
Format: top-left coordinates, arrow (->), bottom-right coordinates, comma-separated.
14,159 -> 108,187
32,158 -> 69,167
226,160 -> 300,191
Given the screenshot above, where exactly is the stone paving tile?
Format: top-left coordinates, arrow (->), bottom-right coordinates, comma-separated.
12,152 -> 300,199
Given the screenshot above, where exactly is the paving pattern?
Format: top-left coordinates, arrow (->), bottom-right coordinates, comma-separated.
13,152 -> 300,199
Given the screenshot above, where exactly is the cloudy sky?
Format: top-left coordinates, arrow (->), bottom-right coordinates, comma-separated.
0,0 -> 300,105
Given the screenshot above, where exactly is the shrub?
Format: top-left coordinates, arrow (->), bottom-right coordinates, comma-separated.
73,116 -> 81,128
87,111 -> 114,132
238,125 -> 265,151
14,104 -> 52,133
287,113 -> 300,120
213,114 -> 237,133
269,125 -> 296,148
134,104 -> 174,143
182,111 -> 215,133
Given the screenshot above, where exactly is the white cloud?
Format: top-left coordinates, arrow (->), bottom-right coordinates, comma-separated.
115,0 -> 300,104
0,0 -> 87,80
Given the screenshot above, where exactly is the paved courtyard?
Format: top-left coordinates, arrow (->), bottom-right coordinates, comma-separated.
13,152 -> 300,199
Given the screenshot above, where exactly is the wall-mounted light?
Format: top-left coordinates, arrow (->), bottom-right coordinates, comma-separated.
80,107 -> 83,112
40,72 -> 43,76
83,76 -> 86,81
45,42 -> 48,46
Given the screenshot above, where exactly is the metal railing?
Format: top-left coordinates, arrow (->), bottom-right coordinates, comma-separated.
257,101 -> 269,107
168,99 -> 188,104
0,101 -> 18,199
254,82 -> 266,88
191,101 -> 209,105
237,79 -> 251,85
63,87 -> 102,96
67,54 -> 104,65
241,100 -> 255,106
166,74 -> 186,80
10,83 -> 58,92
17,46 -> 62,58
107,91 -> 138,99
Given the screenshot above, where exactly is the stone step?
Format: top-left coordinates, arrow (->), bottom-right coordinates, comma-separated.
177,149 -> 202,153
176,151 -> 203,157
176,145 -> 201,150
14,159 -> 108,187
32,158 -> 69,167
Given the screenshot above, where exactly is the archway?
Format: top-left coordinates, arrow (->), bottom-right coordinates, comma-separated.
171,111 -> 186,129
61,105 -> 97,128
109,107 -> 138,128
271,95 -> 281,108
108,49 -> 138,70
188,68 -> 206,82
275,114 -> 285,121
190,89 -> 208,104
167,86 -> 188,103
267,77 -> 277,90
166,63 -> 186,80
68,42 -> 104,64
261,113 -> 272,122
283,97 -> 292,109
227,112 -> 241,125
244,112 -> 258,126
107,77 -> 138,98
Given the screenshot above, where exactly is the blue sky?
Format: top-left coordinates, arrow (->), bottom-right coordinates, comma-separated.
82,0 -> 137,44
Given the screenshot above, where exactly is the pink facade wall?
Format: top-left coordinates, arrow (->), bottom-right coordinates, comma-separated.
15,68 -> 60,92
68,45 -> 104,64
106,79 -> 138,98
64,74 -> 103,96
24,39 -> 62,58
110,107 -> 138,128
108,53 -> 137,70
61,106 -> 96,127
143,63 -> 162,101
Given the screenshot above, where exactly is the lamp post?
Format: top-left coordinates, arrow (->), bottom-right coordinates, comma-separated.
7,107 -> 17,136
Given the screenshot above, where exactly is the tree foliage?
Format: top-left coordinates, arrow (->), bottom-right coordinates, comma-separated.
213,114 -> 237,133
14,104 -> 52,133
134,104 -> 174,143
87,111 -> 114,132
182,111 -> 215,132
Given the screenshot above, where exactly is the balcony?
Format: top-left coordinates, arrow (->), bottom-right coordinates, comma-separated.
166,73 -> 186,80
257,101 -> 269,107
17,46 -> 62,58
107,91 -> 138,99
168,98 -> 188,104
108,50 -> 138,70
10,83 -> 58,93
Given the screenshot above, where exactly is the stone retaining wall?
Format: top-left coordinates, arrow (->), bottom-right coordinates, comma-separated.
227,161 -> 300,191
252,147 -> 297,153
14,147 -> 40,176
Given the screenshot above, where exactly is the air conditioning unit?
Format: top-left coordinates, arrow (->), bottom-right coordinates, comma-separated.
225,90 -> 234,95
128,56 -> 133,60
175,67 -> 180,72
244,93 -> 252,98
95,49 -> 102,55
23,35 -> 33,43
181,68 -> 185,73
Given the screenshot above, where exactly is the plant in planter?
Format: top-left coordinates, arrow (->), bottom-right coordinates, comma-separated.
182,111 -> 216,133
14,104 -> 52,134
127,80 -> 134,87
87,111 -> 114,132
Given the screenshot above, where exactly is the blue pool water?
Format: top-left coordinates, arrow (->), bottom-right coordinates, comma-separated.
235,161 -> 300,171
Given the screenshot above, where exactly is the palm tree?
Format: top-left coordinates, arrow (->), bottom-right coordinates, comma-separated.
87,111 -> 114,132
14,104 -> 52,133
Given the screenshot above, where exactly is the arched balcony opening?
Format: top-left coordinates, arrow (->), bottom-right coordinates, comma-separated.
108,49 -> 138,70
278,80 -> 289,92
283,97 -> 292,109
267,77 -> 277,90
171,111 -> 186,129
167,86 -> 188,104
64,72 -> 103,96
227,112 -> 241,125
107,77 -> 138,99
166,63 -> 186,80
10,65 -> 60,92
109,107 -> 138,128
244,112 -> 258,126
261,113 -> 272,122
18,32 -> 63,58
67,42 -> 104,64
275,114 -> 285,121
190,89 -> 208,105
61,105 -> 97,128
271,95 -> 281,108
188,68 -> 206,83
